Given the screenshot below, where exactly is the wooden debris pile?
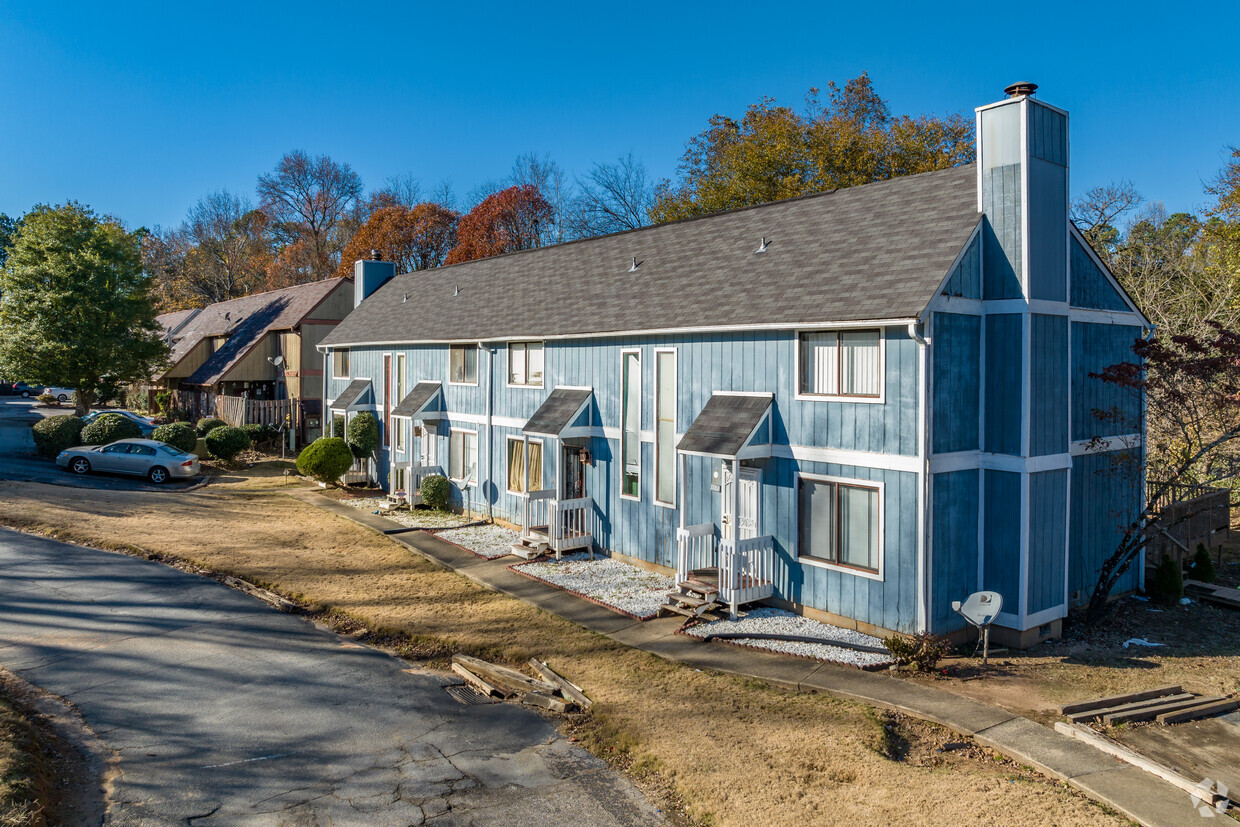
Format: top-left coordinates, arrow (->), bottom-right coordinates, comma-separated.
451,654 -> 593,713
1185,578 -> 1240,610
1060,684 -> 1238,725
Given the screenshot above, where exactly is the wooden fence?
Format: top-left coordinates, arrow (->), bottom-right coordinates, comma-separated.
1146,481 -> 1231,567
174,390 -> 306,440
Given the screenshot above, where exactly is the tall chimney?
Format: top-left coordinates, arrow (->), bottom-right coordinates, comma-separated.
353,257 -> 397,308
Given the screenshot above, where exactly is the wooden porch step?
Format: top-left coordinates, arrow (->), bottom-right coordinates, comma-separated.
667,591 -> 712,607
660,599 -> 721,619
678,580 -> 719,596
509,542 -> 548,560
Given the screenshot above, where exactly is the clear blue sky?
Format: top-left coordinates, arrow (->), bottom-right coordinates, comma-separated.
3,1 -> 1237,230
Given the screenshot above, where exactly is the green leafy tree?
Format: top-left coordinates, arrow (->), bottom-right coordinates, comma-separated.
651,74 -> 974,222
0,203 -> 168,415
0,212 -> 22,271
346,411 -> 380,458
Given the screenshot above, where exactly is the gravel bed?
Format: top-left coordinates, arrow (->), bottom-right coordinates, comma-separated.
337,497 -> 471,529
511,553 -> 676,619
681,607 -> 894,668
436,524 -> 521,559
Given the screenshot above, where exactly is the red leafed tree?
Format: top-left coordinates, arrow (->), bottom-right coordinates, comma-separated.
445,185 -> 553,265
336,203 -> 460,276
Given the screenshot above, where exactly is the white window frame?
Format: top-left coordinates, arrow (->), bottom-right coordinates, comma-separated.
619,348 -> 642,501
448,428 -> 478,483
392,466 -> 406,494
393,416 -> 407,453
653,347 -> 677,508
332,349 -> 350,380
505,436 -> 544,494
505,341 -> 545,389
794,472 -> 885,582
448,344 -> 478,386
794,328 -> 886,404
383,352 -> 393,448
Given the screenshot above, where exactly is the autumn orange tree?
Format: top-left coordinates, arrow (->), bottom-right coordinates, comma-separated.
336,203 -> 460,276
652,73 -> 974,222
445,185 -> 553,264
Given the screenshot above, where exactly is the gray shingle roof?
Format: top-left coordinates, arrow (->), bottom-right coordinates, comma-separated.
523,388 -> 592,437
678,394 -> 772,457
330,378 -> 372,410
322,165 -> 980,346
392,382 -> 442,417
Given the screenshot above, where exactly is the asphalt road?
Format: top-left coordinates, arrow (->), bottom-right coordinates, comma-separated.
0,528 -> 663,825
0,398 -> 199,491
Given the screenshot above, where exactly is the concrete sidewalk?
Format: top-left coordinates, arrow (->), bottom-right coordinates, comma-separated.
294,490 -> 1209,827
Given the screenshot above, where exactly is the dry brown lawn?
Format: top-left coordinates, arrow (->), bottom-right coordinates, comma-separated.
0,470 -> 1120,827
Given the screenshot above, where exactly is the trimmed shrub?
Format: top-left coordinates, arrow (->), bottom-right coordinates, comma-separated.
205,425 -> 251,461
346,411 -> 380,459
32,414 -> 84,458
296,437 -> 354,483
37,393 -> 58,406
196,417 -> 226,436
243,422 -> 278,448
81,413 -> 141,445
1189,543 -> 1217,584
420,474 -> 450,511
1149,554 -> 1185,604
884,631 -> 950,672
152,422 -> 198,453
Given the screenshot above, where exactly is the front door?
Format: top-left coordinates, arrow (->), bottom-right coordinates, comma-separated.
562,446 -> 585,500
720,465 -> 760,541
420,423 -> 438,468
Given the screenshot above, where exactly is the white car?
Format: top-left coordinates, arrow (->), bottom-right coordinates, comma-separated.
44,387 -> 76,403
56,439 -> 200,483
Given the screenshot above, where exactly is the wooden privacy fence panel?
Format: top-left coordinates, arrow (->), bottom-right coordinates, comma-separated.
1146,484 -> 1230,567
215,395 -> 247,426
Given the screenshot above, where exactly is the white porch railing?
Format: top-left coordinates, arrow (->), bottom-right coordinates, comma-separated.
342,456 -> 369,485
521,489 -> 556,541
676,525 -> 775,619
548,496 -> 596,558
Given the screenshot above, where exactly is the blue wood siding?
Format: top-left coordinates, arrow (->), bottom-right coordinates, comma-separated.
1029,314 -> 1068,456
984,314 -> 1023,454
932,312 -> 980,454
982,470 -> 1021,612
982,172 -> 1023,299
1027,469 -> 1068,614
1028,102 -> 1067,166
1071,323 -> 1143,441
1070,452 -> 1142,603
942,232 -> 982,298
1070,236 -> 1130,311
931,470 -> 979,634
1027,158 -> 1068,302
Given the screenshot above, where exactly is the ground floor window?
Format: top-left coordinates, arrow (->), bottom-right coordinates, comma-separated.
449,429 -> 477,482
798,476 -> 881,573
392,466 -> 406,494
506,437 -> 543,493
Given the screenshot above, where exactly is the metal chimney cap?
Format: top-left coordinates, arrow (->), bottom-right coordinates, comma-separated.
368,248 -> 382,261
1004,81 -> 1038,98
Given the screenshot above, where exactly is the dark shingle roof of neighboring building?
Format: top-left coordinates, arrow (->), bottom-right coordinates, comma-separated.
330,378 -> 372,410
678,394 -> 773,457
392,382 -> 442,417
155,309 -> 199,340
322,164 -> 980,347
166,279 -> 348,387
523,388 -> 592,437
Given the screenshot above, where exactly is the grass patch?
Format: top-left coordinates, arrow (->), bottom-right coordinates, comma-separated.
0,469 -> 1123,827
0,692 -> 43,827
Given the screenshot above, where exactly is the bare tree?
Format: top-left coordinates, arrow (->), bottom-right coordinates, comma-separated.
181,191 -> 272,303
510,152 -> 572,243
257,151 -> 363,282
1071,181 -> 1143,257
569,153 -> 654,238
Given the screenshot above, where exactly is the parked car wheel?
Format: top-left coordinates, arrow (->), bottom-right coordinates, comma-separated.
70,458 -> 91,475
147,466 -> 169,484
57,393 -> 69,403
20,390 -> 30,398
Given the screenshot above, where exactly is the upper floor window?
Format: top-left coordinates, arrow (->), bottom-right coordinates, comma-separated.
507,342 -> 544,387
333,349 -> 349,379
798,330 -> 882,398
450,344 -> 478,385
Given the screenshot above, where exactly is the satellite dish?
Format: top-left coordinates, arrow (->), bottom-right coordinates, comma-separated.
952,590 -> 1003,664
268,355 -> 284,367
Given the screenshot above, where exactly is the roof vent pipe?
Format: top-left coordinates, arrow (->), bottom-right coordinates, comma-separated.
1003,81 -> 1038,98
369,248 -> 383,261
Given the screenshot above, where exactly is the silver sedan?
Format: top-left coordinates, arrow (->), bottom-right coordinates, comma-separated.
56,439 -> 200,484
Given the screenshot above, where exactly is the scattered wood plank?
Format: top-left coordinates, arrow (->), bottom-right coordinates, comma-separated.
451,663 -> 511,699
1059,684 -> 1182,716
1184,579 -> 1240,608
528,660 -> 593,710
1156,697 -> 1239,724
522,691 -> 575,713
1054,722 -> 1229,807
1105,695 -> 1228,725
452,654 -> 557,696
1067,692 -> 1196,723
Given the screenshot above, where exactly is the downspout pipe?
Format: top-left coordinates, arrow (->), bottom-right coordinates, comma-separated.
481,341 -> 495,523
910,318 -> 931,633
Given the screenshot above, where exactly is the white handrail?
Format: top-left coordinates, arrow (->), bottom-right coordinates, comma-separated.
676,523 -> 717,583
548,496 -> 595,557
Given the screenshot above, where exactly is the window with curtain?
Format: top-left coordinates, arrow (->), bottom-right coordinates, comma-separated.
797,477 -> 880,573
621,350 -> 641,498
507,342 -> 544,387
332,349 -> 349,379
655,350 -> 676,504
798,330 -> 881,397
506,438 -> 543,493
450,345 -> 477,384
449,430 -> 477,481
